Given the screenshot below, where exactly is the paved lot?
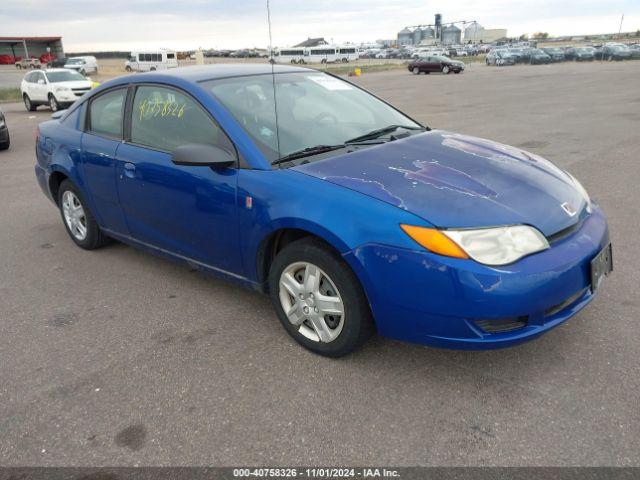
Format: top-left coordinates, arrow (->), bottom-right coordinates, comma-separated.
0,60 -> 639,466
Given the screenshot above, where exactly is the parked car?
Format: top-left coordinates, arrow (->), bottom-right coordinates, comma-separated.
408,56 -> 465,74
563,47 -> 595,61
15,58 -> 41,69
64,56 -> 98,75
0,109 -> 9,151
486,50 -> 516,66
529,49 -> 551,64
47,56 -> 69,68
20,68 -> 92,112
594,44 -> 632,61
628,44 -> 640,59
33,64 -> 611,356
541,47 -> 566,62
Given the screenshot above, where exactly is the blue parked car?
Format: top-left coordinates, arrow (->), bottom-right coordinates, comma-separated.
34,65 -> 612,356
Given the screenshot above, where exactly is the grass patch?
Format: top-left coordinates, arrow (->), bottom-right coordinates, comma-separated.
0,88 -> 21,103
315,63 -> 408,75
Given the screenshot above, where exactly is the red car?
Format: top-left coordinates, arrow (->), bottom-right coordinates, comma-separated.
408,55 -> 465,75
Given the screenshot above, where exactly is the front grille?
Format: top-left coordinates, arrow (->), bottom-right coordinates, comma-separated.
72,88 -> 90,97
474,316 -> 527,334
544,289 -> 586,317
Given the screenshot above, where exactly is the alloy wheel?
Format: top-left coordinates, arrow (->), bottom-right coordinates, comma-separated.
62,191 -> 87,241
279,261 -> 345,343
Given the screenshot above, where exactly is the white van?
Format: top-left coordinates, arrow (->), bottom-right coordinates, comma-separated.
337,46 -> 359,63
124,50 -> 178,72
64,56 -> 98,75
274,48 -> 306,64
303,46 -> 339,64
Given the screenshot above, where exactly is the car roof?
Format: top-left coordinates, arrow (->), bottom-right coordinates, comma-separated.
140,64 -> 314,83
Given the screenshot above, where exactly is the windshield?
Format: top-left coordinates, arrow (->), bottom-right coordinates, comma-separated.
46,70 -> 87,83
65,58 -> 85,65
204,72 -> 421,163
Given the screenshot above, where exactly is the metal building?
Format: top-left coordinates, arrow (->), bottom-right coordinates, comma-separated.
441,25 -> 461,45
412,28 -> 423,45
0,36 -> 64,63
397,28 -> 413,46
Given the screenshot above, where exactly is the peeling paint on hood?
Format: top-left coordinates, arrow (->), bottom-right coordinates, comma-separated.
292,130 -> 586,236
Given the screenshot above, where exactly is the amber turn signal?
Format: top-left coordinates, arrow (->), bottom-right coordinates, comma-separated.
400,224 -> 469,259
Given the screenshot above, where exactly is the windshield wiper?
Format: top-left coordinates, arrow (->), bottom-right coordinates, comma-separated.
272,144 -> 347,165
345,124 -> 425,144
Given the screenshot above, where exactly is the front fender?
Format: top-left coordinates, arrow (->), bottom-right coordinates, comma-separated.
238,168 -> 433,283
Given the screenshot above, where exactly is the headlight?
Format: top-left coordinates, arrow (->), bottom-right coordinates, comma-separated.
55,86 -> 70,92
401,224 -> 549,266
566,172 -> 592,214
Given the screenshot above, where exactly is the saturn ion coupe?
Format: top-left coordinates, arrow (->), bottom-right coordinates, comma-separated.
34,65 -> 612,357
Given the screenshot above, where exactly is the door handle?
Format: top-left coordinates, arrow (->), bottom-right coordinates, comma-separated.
123,162 -> 136,179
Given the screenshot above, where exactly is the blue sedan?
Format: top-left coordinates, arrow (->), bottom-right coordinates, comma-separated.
34,65 -> 612,356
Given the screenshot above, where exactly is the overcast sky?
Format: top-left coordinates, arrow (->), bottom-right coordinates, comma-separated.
2,0 -> 639,51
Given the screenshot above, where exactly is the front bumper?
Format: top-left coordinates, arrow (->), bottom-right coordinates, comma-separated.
347,205 -> 609,349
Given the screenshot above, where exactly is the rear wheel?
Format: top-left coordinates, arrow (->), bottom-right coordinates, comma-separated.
268,238 -> 374,357
23,94 -> 36,112
442,65 -> 450,74
58,180 -> 111,250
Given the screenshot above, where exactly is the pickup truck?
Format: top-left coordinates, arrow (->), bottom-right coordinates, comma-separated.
15,58 -> 42,69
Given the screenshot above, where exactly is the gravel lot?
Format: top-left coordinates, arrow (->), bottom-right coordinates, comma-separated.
0,60 -> 639,466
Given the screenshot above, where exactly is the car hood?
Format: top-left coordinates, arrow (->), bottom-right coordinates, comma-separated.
292,131 -> 586,237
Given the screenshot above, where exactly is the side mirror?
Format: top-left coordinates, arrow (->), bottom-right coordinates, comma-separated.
37,79 -> 45,85
171,144 -> 236,168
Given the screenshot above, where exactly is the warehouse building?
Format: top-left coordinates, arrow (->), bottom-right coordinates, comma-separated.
0,36 -> 64,63
463,25 -> 508,43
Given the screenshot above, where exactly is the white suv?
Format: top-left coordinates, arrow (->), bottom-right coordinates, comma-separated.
21,69 -> 93,112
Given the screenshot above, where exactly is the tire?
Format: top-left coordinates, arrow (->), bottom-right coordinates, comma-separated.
0,136 -> 9,151
150,67 -> 156,71
486,59 -> 490,65
23,94 -> 36,112
454,70 -> 460,74
412,67 -> 420,75
268,238 -> 374,357
321,59 -> 327,64
57,179 -> 111,250
125,66 -> 132,72
442,65 -> 450,74
48,94 -> 59,112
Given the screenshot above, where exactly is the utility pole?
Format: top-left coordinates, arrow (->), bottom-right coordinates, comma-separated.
618,14 -> 624,39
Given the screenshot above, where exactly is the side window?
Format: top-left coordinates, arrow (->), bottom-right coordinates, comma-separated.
130,85 -> 233,154
24,72 -> 33,83
166,53 -> 175,59
144,54 -> 152,62
138,54 -> 144,62
88,89 -> 126,138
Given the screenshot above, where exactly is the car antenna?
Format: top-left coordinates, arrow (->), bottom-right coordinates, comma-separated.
266,0 -> 282,165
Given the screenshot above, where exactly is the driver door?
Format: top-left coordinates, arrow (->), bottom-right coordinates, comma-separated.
115,84 -> 242,274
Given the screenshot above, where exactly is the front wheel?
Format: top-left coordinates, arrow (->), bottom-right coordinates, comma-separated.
125,66 -> 132,72
268,239 -> 374,357
58,180 -> 111,250
412,67 -> 420,75
23,94 -> 36,112
48,94 -> 59,112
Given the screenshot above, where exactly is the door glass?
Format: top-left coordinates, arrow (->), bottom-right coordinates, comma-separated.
88,89 -> 126,138
131,85 -> 233,153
